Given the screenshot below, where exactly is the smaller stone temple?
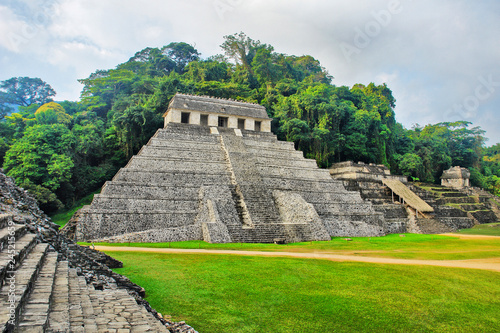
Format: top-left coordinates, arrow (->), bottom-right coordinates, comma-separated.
164,93 -> 272,132
441,166 -> 470,189
329,161 -> 408,183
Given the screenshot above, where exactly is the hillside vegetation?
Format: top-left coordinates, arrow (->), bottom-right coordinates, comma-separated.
0,32 -> 499,213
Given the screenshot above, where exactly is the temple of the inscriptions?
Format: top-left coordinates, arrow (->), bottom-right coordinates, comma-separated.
76,93 -> 388,243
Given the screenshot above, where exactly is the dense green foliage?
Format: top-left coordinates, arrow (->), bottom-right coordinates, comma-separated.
0,32 -> 498,212
109,251 -> 500,332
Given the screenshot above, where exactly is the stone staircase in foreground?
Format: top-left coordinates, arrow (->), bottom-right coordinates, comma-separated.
0,214 -> 169,332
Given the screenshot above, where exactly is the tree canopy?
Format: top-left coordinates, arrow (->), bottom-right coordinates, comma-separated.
0,77 -> 56,118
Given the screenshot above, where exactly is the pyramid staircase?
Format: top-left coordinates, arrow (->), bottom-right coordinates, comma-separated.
409,184 -> 497,228
78,123 -> 385,243
0,214 -> 170,332
342,180 -> 409,234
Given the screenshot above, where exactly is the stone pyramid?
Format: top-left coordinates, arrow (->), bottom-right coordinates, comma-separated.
77,94 -> 385,243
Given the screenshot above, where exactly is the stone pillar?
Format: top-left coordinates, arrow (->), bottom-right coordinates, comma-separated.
170,109 -> 182,123
164,109 -> 182,127
261,120 -> 271,132
228,116 -> 238,129
245,119 -> 255,131
190,111 -> 201,125
208,114 -> 218,127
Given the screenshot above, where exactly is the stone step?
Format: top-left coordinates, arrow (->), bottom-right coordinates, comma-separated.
0,243 -> 49,332
91,287 -> 169,332
310,203 -> 376,215
469,210 -> 498,224
15,251 -> 58,332
113,169 -> 231,186
91,196 -> 199,211
385,219 -> 408,234
437,196 -> 477,204
46,261 -> 70,333
319,212 -> 385,226
415,219 -> 454,234
155,131 -> 218,143
0,233 -> 37,289
101,182 -> 205,198
242,138 -> 296,151
256,165 -> 331,180
126,156 -> 227,173
148,137 -> 219,148
437,217 -> 475,230
373,204 -> 408,219
139,147 -> 224,162
322,218 -> 385,237
434,206 -> 469,217
457,204 -> 489,212
67,268 -> 98,332
0,224 -> 27,253
440,192 -> 469,198
256,158 -> 318,169
144,140 -> 221,152
298,192 -> 367,204
261,176 -> 347,192
246,147 -> 304,159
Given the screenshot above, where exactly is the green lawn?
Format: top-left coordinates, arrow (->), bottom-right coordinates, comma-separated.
108,251 -> 500,333
81,233 -> 500,260
49,190 -> 99,227
457,223 -> 500,236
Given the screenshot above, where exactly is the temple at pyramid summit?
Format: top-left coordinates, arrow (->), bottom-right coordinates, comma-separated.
76,93 -> 389,243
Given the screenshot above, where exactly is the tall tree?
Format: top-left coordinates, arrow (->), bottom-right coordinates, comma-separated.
162,42 -> 201,73
0,77 -> 56,114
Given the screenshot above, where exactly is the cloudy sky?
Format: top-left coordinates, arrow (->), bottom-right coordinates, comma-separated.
1,0 -> 499,143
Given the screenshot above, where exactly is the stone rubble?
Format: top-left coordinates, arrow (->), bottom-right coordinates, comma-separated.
0,170 -> 198,332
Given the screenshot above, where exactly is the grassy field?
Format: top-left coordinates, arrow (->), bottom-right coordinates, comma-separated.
49,190 -> 99,227
108,251 -> 500,333
81,233 -> 500,260
457,223 -> 500,236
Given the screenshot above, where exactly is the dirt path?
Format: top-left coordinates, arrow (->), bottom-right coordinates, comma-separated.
439,233 -> 500,240
93,246 -> 500,273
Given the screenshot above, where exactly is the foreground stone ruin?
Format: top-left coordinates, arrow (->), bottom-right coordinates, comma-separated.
0,171 -> 196,332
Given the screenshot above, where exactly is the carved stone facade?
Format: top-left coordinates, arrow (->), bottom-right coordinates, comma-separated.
77,94 -> 385,243
441,166 -> 470,189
